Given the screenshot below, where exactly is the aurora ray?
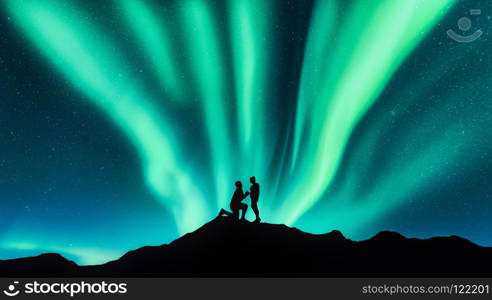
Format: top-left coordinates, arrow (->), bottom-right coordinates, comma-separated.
279,0 -> 457,225
7,0 -> 209,234
229,0 -> 272,177
181,0 -> 233,209
120,0 -> 184,99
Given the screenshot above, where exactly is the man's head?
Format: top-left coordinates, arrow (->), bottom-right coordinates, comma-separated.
250,176 -> 256,184
235,181 -> 242,188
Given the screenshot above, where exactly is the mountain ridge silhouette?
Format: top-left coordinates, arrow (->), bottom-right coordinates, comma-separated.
1,217 -> 491,277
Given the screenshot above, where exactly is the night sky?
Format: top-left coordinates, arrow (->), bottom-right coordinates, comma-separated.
0,0 -> 491,265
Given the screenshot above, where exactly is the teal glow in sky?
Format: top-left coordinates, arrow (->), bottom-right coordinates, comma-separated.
6,0 -> 210,233
2,0 -> 492,265
282,0 -> 456,224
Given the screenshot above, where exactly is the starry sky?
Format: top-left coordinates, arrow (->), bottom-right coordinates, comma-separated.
0,0 -> 491,265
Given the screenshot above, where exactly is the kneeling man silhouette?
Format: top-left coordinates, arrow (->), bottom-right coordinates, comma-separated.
218,181 -> 249,220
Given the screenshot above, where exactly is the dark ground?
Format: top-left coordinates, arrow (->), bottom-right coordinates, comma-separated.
1,217 -> 491,277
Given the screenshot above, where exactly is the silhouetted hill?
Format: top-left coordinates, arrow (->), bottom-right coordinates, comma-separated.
0,253 -> 78,277
1,217 -> 491,277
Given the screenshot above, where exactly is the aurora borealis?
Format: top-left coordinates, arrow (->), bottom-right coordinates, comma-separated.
1,0 -> 491,265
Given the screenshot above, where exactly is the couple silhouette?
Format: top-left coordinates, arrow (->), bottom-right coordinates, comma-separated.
218,176 -> 261,223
